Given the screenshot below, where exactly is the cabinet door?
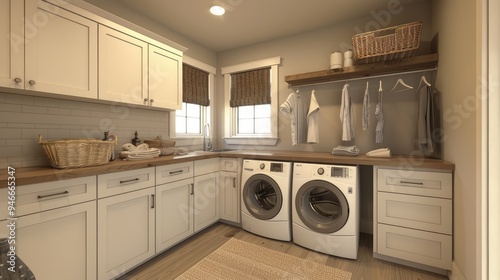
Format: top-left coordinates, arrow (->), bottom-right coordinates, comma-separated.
194,172 -> 219,232
98,187 -> 155,280
219,171 -> 240,223
0,0 -> 24,89
156,178 -> 193,253
148,45 -> 182,110
0,201 -> 97,280
98,25 -> 148,105
24,0 -> 97,98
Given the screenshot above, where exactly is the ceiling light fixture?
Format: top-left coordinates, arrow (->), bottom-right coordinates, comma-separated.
210,5 -> 225,16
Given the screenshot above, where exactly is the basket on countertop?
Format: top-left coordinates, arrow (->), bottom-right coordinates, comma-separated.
143,136 -> 176,148
352,21 -> 423,64
38,135 -> 116,169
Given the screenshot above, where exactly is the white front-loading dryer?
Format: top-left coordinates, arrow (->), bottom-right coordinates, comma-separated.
241,159 -> 292,241
292,162 -> 359,259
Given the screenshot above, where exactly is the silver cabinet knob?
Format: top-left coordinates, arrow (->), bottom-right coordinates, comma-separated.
144,98 -> 149,102
14,77 -> 22,84
28,80 -> 36,86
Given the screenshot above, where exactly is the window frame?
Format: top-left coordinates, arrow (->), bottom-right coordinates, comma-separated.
169,56 -> 215,147
222,56 -> 280,146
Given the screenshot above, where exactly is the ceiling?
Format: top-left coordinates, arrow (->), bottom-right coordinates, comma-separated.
82,0 -> 421,52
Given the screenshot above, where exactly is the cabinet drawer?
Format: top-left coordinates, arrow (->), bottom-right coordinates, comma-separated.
98,167 -> 155,198
377,224 -> 452,270
156,162 -> 193,185
377,168 -> 452,198
0,176 -> 96,219
195,158 -> 219,176
220,158 -> 240,172
378,192 -> 452,234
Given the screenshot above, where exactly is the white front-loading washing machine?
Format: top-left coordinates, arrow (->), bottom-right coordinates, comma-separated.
241,159 -> 292,241
292,162 -> 359,259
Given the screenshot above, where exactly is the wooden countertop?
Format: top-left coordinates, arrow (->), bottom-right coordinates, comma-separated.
0,150 -> 454,187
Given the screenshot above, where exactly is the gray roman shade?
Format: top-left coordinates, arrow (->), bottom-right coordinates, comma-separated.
230,67 -> 271,107
183,64 -> 210,106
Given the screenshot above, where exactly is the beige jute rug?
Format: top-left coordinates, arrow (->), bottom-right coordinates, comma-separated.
175,238 -> 352,280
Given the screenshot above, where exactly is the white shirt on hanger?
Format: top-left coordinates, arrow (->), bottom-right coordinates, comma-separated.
307,90 -> 320,143
280,91 -> 308,145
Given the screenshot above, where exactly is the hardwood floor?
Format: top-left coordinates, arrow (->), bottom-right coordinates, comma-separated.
117,223 -> 448,280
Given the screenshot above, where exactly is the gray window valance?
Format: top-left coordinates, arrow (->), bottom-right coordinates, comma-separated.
183,64 -> 210,106
230,67 -> 271,107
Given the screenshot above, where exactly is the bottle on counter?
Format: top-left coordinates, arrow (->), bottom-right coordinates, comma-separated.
103,131 -> 116,161
132,131 -> 141,146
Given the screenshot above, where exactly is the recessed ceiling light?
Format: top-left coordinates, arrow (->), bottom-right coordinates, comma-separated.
210,5 -> 225,16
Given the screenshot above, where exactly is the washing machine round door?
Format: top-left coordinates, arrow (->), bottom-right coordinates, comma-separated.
295,180 -> 349,233
243,174 -> 283,220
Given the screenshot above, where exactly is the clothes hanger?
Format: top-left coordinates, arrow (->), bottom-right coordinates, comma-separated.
390,76 -> 413,93
416,74 -> 432,91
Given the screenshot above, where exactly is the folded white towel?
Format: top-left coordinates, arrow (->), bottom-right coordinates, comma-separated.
332,145 -> 359,156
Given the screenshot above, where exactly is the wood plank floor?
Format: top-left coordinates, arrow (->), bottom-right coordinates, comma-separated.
117,223 -> 448,280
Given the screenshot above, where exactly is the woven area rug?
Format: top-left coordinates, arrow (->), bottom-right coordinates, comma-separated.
175,238 -> 352,280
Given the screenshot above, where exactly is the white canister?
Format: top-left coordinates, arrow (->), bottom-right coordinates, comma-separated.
344,58 -> 353,67
330,51 -> 343,69
344,49 -> 353,59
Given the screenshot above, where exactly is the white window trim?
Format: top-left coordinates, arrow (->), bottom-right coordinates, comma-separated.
222,56 -> 281,146
169,56 -> 216,147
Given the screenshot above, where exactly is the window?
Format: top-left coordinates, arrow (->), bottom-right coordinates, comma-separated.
170,57 -> 215,146
222,57 -> 281,146
175,102 -> 202,135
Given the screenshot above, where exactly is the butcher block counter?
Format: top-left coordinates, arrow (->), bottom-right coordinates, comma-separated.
0,150 -> 455,187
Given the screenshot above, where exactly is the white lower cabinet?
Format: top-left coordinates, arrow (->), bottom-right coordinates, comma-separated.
97,187 -> 155,280
0,201 -> 96,280
193,172 -> 219,232
374,166 -> 453,273
156,177 -> 193,253
218,158 -> 241,223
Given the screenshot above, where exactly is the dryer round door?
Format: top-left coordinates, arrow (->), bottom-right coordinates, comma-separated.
295,180 -> 349,234
242,174 -> 283,220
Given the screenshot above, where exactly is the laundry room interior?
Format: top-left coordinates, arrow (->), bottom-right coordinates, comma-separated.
0,0 -> 496,280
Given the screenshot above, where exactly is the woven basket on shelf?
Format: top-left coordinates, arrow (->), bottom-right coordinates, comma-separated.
352,21 -> 423,64
38,135 -> 116,169
144,136 -> 176,148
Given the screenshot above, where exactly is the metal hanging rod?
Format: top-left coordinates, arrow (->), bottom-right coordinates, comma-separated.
288,67 -> 438,88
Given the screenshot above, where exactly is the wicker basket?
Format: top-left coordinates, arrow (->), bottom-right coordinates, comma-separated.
38,135 -> 116,169
144,136 -> 176,148
352,21 -> 423,64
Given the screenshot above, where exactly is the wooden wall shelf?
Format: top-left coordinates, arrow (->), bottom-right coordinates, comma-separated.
285,53 -> 439,87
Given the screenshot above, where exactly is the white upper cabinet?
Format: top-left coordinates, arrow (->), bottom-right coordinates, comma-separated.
98,25 -> 148,105
0,0 -> 24,90
24,0 -> 98,98
148,45 -> 182,110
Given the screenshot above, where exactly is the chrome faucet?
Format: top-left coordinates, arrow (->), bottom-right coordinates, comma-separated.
203,123 -> 212,151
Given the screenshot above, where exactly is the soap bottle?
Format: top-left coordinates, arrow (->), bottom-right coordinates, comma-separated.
132,131 -> 141,146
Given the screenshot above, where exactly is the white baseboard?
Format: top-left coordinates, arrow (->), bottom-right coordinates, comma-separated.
448,261 -> 466,280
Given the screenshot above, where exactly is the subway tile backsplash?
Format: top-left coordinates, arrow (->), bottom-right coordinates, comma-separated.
0,92 -> 170,168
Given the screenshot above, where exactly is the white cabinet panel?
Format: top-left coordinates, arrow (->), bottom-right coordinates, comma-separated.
378,192 -> 452,234
24,0 -> 98,98
0,0 -> 24,89
378,224 -> 452,270
219,171 -> 240,223
148,45 -> 182,110
220,158 -> 239,172
98,187 -> 155,280
98,25 -> 148,105
97,167 -> 155,198
0,201 -> 97,280
156,161 -> 193,185
156,178 -> 193,252
0,176 -> 96,219
377,168 -> 452,198
194,158 -> 219,176
194,172 -> 218,232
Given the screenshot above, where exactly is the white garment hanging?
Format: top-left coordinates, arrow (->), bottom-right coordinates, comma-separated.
375,81 -> 384,143
362,81 -> 370,131
307,90 -> 320,143
280,91 -> 308,145
340,84 -> 355,141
